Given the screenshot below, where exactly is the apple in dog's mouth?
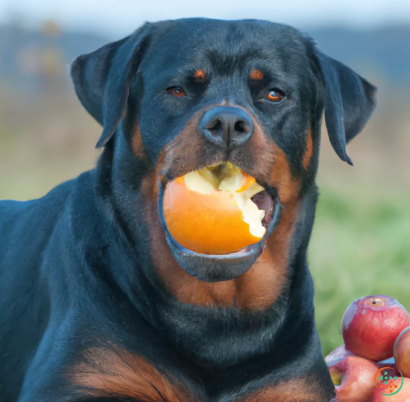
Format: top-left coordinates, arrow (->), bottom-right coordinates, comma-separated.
163,162 -> 275,255
158,162 -> 281,282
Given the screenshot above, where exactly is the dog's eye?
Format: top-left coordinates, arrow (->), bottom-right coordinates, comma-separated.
266,90 -> 284,102
166,86 -> 186,98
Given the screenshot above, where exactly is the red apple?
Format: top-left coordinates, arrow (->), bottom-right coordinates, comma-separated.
342,295 -> 410,361
373,376 -> 410,401
326,344 -> 356,367
328,355 -> 379,402
394,326 -> 410,377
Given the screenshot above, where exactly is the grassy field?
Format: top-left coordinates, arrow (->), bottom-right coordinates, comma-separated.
311,181 -> 410,355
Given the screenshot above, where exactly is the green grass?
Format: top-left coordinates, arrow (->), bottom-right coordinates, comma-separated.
311,186 -> 410,355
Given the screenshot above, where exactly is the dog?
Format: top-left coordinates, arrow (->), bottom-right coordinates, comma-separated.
0,18 -> 376,402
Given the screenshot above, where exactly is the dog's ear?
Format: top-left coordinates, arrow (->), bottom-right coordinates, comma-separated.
314,49 -> 377,165
70,23 -> 152,148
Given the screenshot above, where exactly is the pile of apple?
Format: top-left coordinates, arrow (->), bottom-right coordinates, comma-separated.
326,295 -> 410,401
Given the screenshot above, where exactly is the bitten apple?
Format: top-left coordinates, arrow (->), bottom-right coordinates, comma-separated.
328,355 -> 379,402
394,326 -> 410,377
163,163 -> 272,254
342,295 -> 410,361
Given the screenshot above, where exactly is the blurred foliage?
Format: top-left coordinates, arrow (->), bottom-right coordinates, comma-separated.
0,22 -> 409,356
40,20 -> 63,37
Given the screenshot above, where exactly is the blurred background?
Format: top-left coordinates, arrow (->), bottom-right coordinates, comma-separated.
0,0 -> 409,355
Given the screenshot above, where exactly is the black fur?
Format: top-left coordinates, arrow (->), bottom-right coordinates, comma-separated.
0,18 -> 376,402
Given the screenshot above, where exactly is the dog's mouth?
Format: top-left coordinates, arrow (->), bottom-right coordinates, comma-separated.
158,163 -> 281,282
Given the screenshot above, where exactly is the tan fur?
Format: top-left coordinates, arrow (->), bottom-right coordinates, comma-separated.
250,69 -> 264,80
194,69 -> 206,81
302,129 -> 313,170
131,125 -> 148,161
69,347 -> 197,401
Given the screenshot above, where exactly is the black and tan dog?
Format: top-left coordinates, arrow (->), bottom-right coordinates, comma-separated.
0,18 -> 376,402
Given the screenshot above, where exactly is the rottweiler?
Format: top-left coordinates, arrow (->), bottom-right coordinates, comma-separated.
0,18 -> 376,402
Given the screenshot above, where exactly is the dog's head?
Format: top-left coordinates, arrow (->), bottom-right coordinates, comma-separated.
71,19 -> 376,283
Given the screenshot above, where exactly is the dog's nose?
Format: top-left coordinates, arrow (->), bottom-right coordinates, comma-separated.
199,106 -> 253,149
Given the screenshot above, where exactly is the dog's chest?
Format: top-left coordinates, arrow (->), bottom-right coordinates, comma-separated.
69,346 -> 323,402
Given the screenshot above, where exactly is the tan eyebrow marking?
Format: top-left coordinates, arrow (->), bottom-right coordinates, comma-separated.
250,69 -> 264,80
193,69 -> 206,81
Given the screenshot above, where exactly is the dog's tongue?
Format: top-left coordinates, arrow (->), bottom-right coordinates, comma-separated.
251,191 -> 274,228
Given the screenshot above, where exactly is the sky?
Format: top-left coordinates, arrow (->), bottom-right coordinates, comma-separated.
0,0 -> 409,37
